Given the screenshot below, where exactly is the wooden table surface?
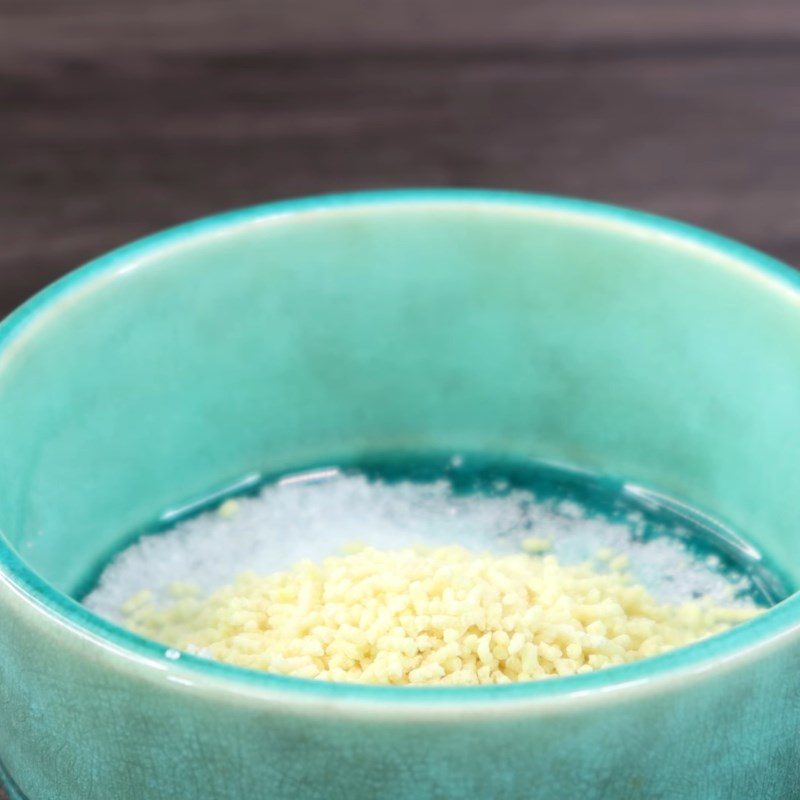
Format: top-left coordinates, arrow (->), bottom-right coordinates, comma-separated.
3,0 -> 800,322
2,1 -> 800,796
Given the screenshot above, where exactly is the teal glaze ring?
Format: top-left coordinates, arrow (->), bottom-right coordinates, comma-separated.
1,190 -> 799,799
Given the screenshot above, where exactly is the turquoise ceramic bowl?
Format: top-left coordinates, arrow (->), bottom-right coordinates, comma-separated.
2,190 -> 800,799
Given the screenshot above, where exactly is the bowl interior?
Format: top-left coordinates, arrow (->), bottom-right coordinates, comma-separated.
1,192 -> 799,600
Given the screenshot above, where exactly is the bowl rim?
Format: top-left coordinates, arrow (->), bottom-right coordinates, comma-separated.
1,187 -> 800,710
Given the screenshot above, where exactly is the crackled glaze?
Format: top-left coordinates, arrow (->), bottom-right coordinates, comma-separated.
1,192 -> 800,799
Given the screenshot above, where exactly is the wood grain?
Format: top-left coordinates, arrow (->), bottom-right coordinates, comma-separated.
3,4 -> 800,320
4,0 -> 800,57
2,4 -> 800,796
4,42 -> 800,319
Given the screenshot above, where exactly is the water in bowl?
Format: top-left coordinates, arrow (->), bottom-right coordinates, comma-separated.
83,453 -> 790,621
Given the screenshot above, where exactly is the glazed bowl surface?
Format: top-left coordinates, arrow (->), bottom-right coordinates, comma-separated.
1,190 -> 800,799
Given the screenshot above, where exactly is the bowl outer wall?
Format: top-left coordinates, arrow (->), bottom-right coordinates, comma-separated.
1,189 -> 799,799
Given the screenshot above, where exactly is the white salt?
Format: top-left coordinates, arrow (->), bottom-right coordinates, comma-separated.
84,470 -> 754,623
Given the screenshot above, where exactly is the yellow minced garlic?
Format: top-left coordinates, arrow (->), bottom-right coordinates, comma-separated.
123,545 -> 760,685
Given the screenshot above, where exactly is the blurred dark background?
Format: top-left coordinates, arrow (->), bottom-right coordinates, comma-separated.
3,0 -> 800,319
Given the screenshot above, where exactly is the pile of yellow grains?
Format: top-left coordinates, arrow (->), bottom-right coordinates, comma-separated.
123,542 -> 760,685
